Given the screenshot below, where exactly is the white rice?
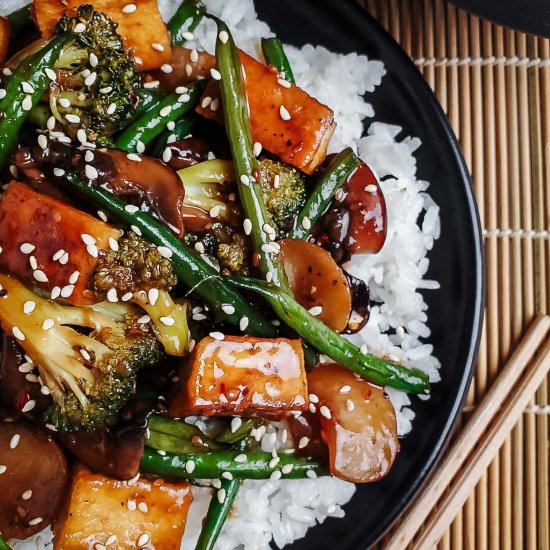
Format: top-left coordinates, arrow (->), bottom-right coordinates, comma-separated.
5,0 -> 441,548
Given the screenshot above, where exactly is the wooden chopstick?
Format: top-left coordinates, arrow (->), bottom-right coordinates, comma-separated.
383,315 -> 550,550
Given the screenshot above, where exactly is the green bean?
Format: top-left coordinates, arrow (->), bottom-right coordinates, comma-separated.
114,82 -> 205,152
140,448 -> 325,479
215,418 -> 262,444
7,4 -> 33,38
149,116 -> 194,158
289,148 -> 360,240
261,37 -> 295,84
0,534 -> 12,550
168,0 -> 206,46
0,34 -> 65,171
58,172 -> 276,338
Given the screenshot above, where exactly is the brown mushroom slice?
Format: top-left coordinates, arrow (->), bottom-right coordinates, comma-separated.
0,420 -> 68,539
307,363 -> 399,483
279,239 -> 352,332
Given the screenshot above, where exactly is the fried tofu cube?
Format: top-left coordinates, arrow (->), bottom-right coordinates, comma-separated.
32,0 -> 171,71
169,335 -> 308,417
0,182 -> 120,305
54,466 -> 193,549
195,51 -> 335,174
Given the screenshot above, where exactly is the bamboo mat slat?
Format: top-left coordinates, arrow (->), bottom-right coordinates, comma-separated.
357,1 -> 550,548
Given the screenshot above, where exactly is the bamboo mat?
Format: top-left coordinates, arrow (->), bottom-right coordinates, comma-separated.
356,0 -> 550,548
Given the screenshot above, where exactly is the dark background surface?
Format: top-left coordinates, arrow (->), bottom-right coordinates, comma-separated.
448,0 -> 550,38
256,0 -> 484,548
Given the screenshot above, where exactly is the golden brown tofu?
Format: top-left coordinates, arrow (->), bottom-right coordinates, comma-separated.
195,51 -> 335,174
169,335 -> 308,418
0,182 -> 120,305
0,16 -> 9,66
54,466 -> 193,549
32,0 -> 171,71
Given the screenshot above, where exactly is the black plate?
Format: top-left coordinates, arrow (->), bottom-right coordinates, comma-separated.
255,1 -> 484,548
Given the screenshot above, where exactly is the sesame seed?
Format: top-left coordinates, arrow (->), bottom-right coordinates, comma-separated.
253,142 -> 262,156
10,433 -> 20,449
221,471 -> 233,480
309,403 -> 317,413
97,210 -> 108,222
240,174 -> 250,186
210,68 -> 222,80
85,164 -> 98,180
320,405 -> 332,419
21,81 -> 35,95
59,252 -> 69,264
41,386 -> 51,395
106,102 -> 117,115
26,373 -> 38,383
231,417 -> 242,433
306,469 -> 317,479
157,246 -> 173,259
193,313 -> 207,321
239,316 -> 249,331
20,243 -> 35,254
339,385 -> 352,394
109,237 -> 119,251
81,233 -> 95,246
122,3 -> 137,13
127,153 -> 142,162
152,43 -> 165,51
185,460 -> 195,474
194,242 -> 205,254
130,225 -> 142,236
162,147 -> 172,163
127,499 -> 136,511
365,184 -> 377,194
183,31 -> 194,40
125,204 -> 139,214
219,30 -> 229,43
243,219 -> 252,235
0,89 -> 5,100
301,216 -> 311,230
222,304 -> 235,315
76,129 -> 87,145
127,472 -> 140,486
209,205 -> 221,218
210,331 -> 225,341
65,113 -> 80,124
99,86 -> 112,94
270,470 -> 282,480
44,68 -> 56,81
46,115 -> 56,130
33,269 -> 48,283
42,319 -> 55,330
234,453 -> 247,463
28,517 -> 43,526
137,314 -> 150,325
277,78 -> 291,88
68,271 -> 80,284
22,95 -> 32,111
21,400 -> 36,413
308,393 -> 319,403
298,436 -> 309,449
190,49 -> 199,63
269,457 -> 280,468
23,301 -> 36,315
2,68 -> 11,76
138,502 -> 148,513
167,121 -> 176,131
0,465 -> 6,474
279,105 -> 291,120
18,362 -> 33,373
161,63 -> 173,73
265,271 -> 273,283
105,535 -> 117,545
118,292 -> 131,302
160,316 -> 175,326
106,288 -> 118,303
346,399 -> 355,411
281,463 -> 294,475
137,533 -> 151,548
148,288 -> 159,306
159,105 -> 172,117
29,255 -> 38,271
217,488 -> 226,503
87,245 -> 99,257
185,64 -> 193,76
360,344 -> 368,354
308,305 -> 323,316
175,86 -> 188,94
134,140 -> 145,154
80,349 -> 91,361
73,22 -> 86,32
53,167 -> 65,177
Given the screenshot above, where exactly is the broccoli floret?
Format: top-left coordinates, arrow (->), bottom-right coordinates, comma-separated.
217,233 -> 249,275
0,272 -> 162,431
258,157 -> 307,235
52,5 -> 140,145
92,232 -> 190,357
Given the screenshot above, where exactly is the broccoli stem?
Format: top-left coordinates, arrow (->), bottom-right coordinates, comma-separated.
261,37 -> 295,84
289,148 -> 360,240
228,276 -> 431,394
209,17 -> 288,288
114,82 -> 206,153
168,0 -> 206,46
149,116 -> 194,158
57,172 -> 277,338
0,34 -> 66,171
140,448 -> 325,479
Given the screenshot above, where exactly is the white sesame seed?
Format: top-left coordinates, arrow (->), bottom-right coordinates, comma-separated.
185,460 -> 196,474
209,205 -> 221,218
87,244 -> 99,258
239,316 -> 249,331
18,363 -> 34,374
36,134 -> 47,150
46,115 -> 56,130
210,331 -> 225,341
240,174 -> 250,186
253,142 -> 262,156
127,153 -> 142,162
210,68 -> 222,80
21,400 -> 36,413
124,204 -> 139,214
365,184 -> 377,194
159,105 -> 172,117
212,479 -> 222,489
218,30 -> 229,43
106,288 -> 118,303
33,270 -> 48,283
156,246 -> 173,259
217,488 -> 226,503
243,219 -> 252,235
53,167 -> 65,177
41,386 -> 51,395
234,453 -> 247,463
279,105 -> 291,120
189,49 -> 199,63
270,470 -> 282,480
265,271 -> 273,283
277,78 -> 292,88
25,373 -> 38,383
59,252 -> 69,264
221,471 -> 233,480
221,304 -> 235,315
301,216 -> 311,230
308,305 -> 323,316
137,533 -> 150,549
10,433 -> 20,449
73,22 -> 86,33
185,64 -> 193,76
281,463 -> 294,475
166,121 -> 176,131
122,3 -> 137,13
58,98 -> 70,109
346,399 -> 355,411
80,349 -> 91,361
148,288 -> 159,306
22,95 -> 33,111
68,271 -> 80,285
138,502 -> 148,513
109,237 -> 119,251
0,89 -> 5,100
162,147 -> 172,163
194,241 -> 205,254
175,86 -> 188,94
360,344 -> 368,354
134,140 -> 145,154
28,517 -> 43,526
105,535 -> 117,546
126,498 -> 137,511
298,436 -> 309,449
309,403 -> 316,413
42,318 -> 55,330
44,68 -> 56,81
85,164 -> 98,180
106,102 -> 117,115
20,243 -> 35,254
231,417 -> 242,433
160,316 -> 175,326
269,457 -> 280,468
306,470 -> 317,479
137,315 -> 150,325
2,68 -> 11,76
130,225 -> 142,236
339,385 -> 352,394
308,393 -> 319,403
0,465 -> 6,474
81,233 -> 95,246
152,42 -> 165,52
119,292 -> 131,302
193,313 -> 207,321
97,210 -> 108,222
161,63 -> 173,73
65,113 -> 81,124
21,81 -> 35,94
29,256 -> 38,270
23,301 -> 36,315
320,405 -> 332,419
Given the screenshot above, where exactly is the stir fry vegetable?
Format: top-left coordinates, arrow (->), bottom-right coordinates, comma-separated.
168,0 -> 206,45
261,37 -> 295,83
